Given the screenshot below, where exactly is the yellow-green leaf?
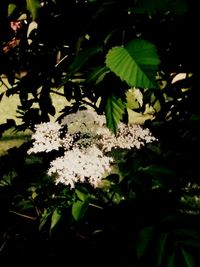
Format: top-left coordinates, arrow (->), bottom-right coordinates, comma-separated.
127,107 -> 154,125
8,3 -> 17,17
26,0 -> 40,20
126,88 -> 143,109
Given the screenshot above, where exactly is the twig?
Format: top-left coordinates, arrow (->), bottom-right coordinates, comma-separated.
9,210 -> 36,220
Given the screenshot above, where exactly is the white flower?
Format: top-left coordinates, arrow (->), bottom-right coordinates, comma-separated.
28,109 -> 158,189
94,122 -> 157,152
47,145 -> 113,189
27,121 -> 62,154
61,109 -> 106,135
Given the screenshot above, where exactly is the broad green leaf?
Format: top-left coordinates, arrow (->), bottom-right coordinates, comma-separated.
181,249 -> 197,267
26,0 -> 40,20
105,94 -> 126,134
136,226 -> 155,259
50,208 -> 62,231
133,0 -> 187,16
8,3 -> 17,17
105,39 -> 160,89
72,200 -> 89,221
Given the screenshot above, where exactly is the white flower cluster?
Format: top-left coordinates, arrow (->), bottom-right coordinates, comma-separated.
48,146 -> 113,189
27,122 -> 62,153
27,109 -> 157,189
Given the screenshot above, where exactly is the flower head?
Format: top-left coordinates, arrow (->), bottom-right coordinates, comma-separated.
28,109 -> 157,189
27,121 -> 62,154
48,145 -> 113,189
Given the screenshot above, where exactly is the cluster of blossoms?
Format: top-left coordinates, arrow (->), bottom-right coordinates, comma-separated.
27,109 -> 157,189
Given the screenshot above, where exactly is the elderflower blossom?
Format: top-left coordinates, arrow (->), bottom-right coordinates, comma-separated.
47,145 -> 113,189
27,121 -> 62,154
61,109 -> 106,135
28,109 -> 157,189
97,123 -> 157,152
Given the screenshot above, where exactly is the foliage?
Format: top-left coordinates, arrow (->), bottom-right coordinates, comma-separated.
0,0 -> 200,266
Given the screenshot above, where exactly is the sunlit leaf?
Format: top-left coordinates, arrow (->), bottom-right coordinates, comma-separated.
105,39 -> 160,89
105,94 -> 126,134
8,3 -> 17,17
126,88 -> 143,109
153,99 -> 161,113
27,21 -> 38,44
26,0 -> 40,20
127,107 -> 154,125
31,191 -> 37,200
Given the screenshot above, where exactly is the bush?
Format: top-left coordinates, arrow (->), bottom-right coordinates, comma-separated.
0,1 -> 200,266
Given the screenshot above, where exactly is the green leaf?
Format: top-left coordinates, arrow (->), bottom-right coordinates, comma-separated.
136,226 -> 155,259
75,189 -> 88,201
105,39 -> 160,89
39,209 -> 51,231
87,66 -> 110,84
166,250 -> 176,267
72,200 -> 89,221
69,45 -> 103,74
105,94 -> 126,134
156,232 -> 169,266
8,3 -> 17,17
50,208 -> 62,231
26,0 -> 40,20
181,249 -> 197,267
133,0 -> 187,16
61,45 -> 103,86
16,199 -> 34,210
139,165 -> 174,179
